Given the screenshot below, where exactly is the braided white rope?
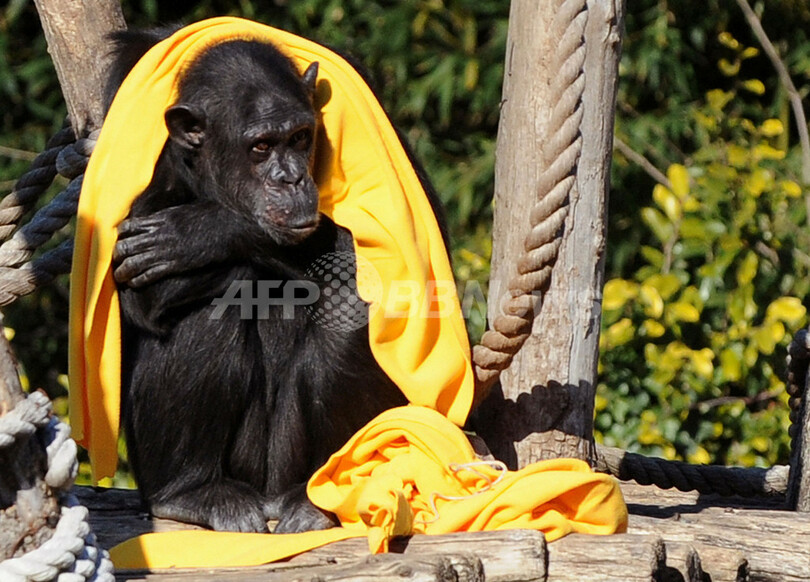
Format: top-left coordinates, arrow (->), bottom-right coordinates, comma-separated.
0,390 -> 51,447
43,416 -> 79,492
0,499 -> 114,582
0,392 -> 114,582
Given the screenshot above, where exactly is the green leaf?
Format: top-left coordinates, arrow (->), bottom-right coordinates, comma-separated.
603,279 -> 639,310
666,164 -> 690,198
640,246 -> 665,269
645,273 -> 682,300
653,184 -> 681,221
642,207 -> 674,244
720,347 -> 742,381
718,32 -> 740,49
736,251 -> 759,286
741,79 -> 765,95
667,302 -> 700,323
760,119 -> 784,137
765,297 -> 807,326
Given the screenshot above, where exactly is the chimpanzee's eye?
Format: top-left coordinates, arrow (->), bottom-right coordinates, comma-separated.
288,128 -> 312,150
251,141 -> 271,154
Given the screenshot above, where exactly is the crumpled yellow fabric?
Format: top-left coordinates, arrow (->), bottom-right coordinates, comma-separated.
111,406 -> 627,568
68,16 -> 474,481
308,406 -> 628,552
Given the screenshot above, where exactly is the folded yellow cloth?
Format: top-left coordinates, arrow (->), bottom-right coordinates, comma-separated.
111,406 -> 627,568
68,17 -> 474,481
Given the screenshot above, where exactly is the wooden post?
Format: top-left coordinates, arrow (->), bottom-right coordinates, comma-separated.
32,0 -> 126,136
474,0 -> 624,467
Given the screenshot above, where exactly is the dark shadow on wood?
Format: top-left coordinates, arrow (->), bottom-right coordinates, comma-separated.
467,380 -> 579,469
73,486 -> 156,549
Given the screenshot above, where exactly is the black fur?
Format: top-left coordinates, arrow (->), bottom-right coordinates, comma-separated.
106,31 -> 432,533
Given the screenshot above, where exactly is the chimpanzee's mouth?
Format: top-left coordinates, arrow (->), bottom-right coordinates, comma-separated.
288,220 -> 318,234
261,213 -> 320,245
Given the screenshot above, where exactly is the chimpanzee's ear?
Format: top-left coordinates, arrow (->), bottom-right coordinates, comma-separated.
302,62 -> 319,98
165,104 -> 207,149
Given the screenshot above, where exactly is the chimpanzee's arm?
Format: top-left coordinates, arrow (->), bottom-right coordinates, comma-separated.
113,201 -> 271,288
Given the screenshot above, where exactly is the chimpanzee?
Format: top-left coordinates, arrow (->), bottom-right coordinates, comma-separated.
103,29 -> 450,533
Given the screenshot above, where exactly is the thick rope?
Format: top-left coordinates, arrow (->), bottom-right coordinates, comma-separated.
0,239 -> 73,307
0,130 -> 96,307
595,444 -> 789,497
0,391 -> 114,582
471,0 -> 587,401
0,241 -> 74,307
0,127 -> 75,243
0,389 -> 52,447
0,177 -> 82,270
0,130 -> 96,268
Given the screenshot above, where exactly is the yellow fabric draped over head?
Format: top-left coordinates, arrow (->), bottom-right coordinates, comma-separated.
68,17 -> 474,480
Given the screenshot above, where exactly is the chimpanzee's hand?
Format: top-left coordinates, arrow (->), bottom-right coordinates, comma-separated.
114,203 -> 232,287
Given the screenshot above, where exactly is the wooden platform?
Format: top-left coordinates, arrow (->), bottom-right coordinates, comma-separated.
77,482 -> 810,582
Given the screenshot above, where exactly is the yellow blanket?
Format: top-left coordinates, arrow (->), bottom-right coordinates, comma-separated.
111,406 -> 627,568
69,18 -> 627,568
68,16 -> 474,480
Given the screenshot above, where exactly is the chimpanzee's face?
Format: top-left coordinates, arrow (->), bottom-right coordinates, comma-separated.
164,45 -> 321,246
236,89 -> 319,245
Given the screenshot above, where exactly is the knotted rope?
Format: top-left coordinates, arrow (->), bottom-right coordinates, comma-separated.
0,391 -> 114,582
471,0 -> 587,402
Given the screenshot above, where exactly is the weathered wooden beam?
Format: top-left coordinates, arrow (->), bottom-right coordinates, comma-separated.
117,553 -> 483,582
662,542 -> 705,582
32,0 -> 126,135
548,533 -> 665,581
287,530 -> 547,582
629,509 -> 810,582
689,545 -> 749,582
620,480 -> 786,511
110,532 -> 673,582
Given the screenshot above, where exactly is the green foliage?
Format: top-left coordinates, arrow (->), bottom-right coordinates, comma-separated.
599,27 -> 810,467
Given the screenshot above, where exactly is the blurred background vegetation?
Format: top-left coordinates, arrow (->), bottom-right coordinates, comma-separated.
1,0 -> 809,484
